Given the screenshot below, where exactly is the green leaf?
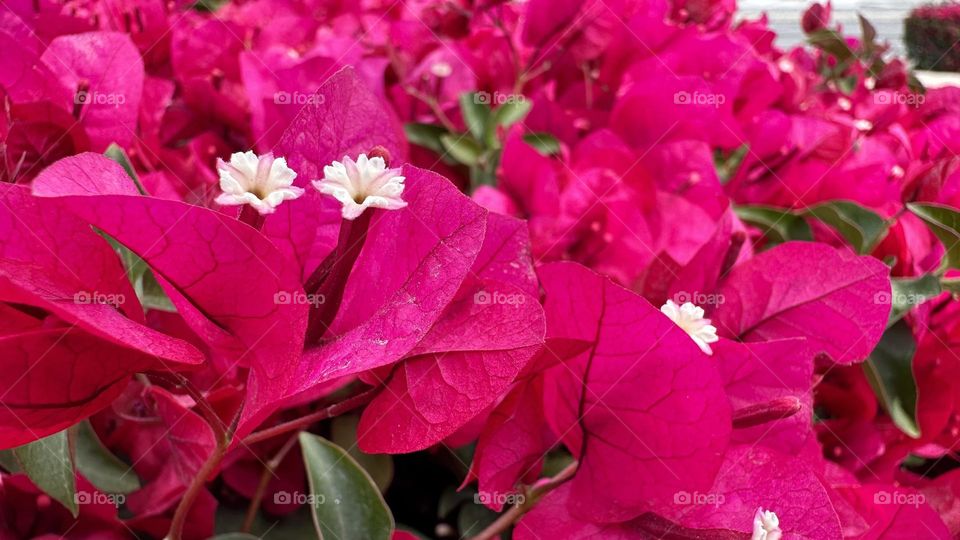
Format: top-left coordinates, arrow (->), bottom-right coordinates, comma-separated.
0,450 -> 20,473
104,143 -> 147,195
714,145 -> 749,184
459,93 -> 492,141
803,200 -> 889,254
330,414 -> 393,493
864,321 -> 920,438
942,277 -> 960,295
859,13 -> 878,48
74,421 -> 140,494
96,231 -> 177,313
457,497 -> 499,537
299,433 -> 393,540
215,505 -> 318,539
404,123 -> 448,155
808,29 -> 855,62
888,275 -> 942,325
13,430 -> 78,516
522,132 -> 561,156
492,99 -> 532,128
440,134 -> 482,167
907,202 -> 960,270
734,205 -> 813,246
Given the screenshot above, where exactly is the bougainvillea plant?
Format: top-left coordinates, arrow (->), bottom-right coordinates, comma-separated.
2,0 -> 960,538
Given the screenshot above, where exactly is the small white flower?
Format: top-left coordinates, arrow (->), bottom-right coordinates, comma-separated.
854,119 -> 874,132
430,61 -> 453,78
313,154 -> 407,220
751,508 -> 782,540
660,300 -> 719,355
215,151 -> 303,215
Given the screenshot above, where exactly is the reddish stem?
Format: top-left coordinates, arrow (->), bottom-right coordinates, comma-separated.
242,387 -> 378,446
241,433 -> 300,533
155,374 -> 230,540
468,461 -> 579,540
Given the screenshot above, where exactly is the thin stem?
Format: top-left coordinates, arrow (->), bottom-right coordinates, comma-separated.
242,387 -> 378,446
157,374 -> 231,540
403,85 -> 459,132
241,433 -> 301,533
468,461 -> 579,540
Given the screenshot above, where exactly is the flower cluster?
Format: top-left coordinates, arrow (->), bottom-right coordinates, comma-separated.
1,0 -> 959,539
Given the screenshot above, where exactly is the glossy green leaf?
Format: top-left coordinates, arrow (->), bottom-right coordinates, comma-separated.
404,123 -> 448,155
97,231 -> 177,313
492,99 -> 531,128
859,14 -> 878,48
0,450 -> 20,473
74,421 -> 140,494
808,29 -> 855,61
13,430 -> 78,516
330,414 -> 393,493
942,277 -> 960,295
104,143 -> 147,195
299,433 -> 393,540
804,200 -> 889,254
908,202 -> 960,270
459,93 -> 491,141
734,205 -> 813,246
522,132 -> 561,156
864,321 -> 920,438
888,275 -> 942,325
440,134 -> 482,167
714,145 -> 748,184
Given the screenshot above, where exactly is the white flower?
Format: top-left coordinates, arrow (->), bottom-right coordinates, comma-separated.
215,151 -> 303,215
660,300 -> 719,355
313,154 -> 407,220
751,508 -> 782,540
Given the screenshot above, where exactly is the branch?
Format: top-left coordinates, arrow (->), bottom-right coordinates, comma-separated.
468,461 -> 579,540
